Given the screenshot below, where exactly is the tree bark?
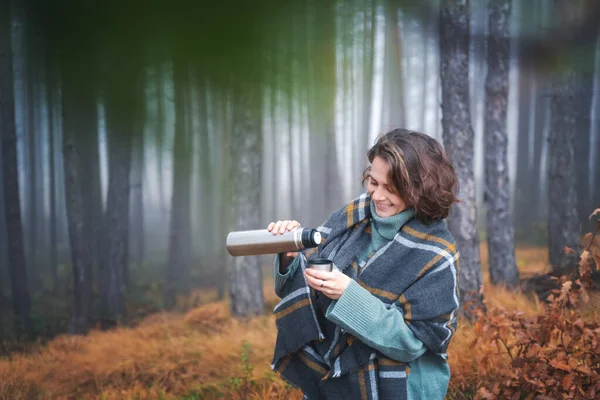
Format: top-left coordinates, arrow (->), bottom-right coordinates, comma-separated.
217,88 -> 231,301
287,26 -> 297,217
196,78 -> 212,279
229,76 -> 264,317
513,68 -> 532,235
1,0 -> 32,338
130,116 -> 145,268
573,26 -> 598,233
61,78 -> 95,335
531,84 -> 548,225
484,0 -> 519,287
104,108 -> 134,322
547,1 -> 582,275
165,61 -> 192,308
357,0 -> 376,192
46,54 -> 58,292
155,64 -> 167,219
305,0 -> 340,225
382,0 -> 405,130
420,19 -> 430,133
439,0 -> 483,313
548,85 -> 580,274
25,20 -> 38,282
0,152 -> 5,339
513,0 -> 536,237
595,35 -> 600,207
74,104 -> 102,325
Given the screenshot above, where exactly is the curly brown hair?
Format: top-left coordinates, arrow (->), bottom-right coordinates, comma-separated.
362,129 -> 459,223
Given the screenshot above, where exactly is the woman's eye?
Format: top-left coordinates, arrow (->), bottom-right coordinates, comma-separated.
370,180 -> 377,186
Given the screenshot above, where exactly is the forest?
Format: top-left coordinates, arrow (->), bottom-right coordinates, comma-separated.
1,0 -> 599,398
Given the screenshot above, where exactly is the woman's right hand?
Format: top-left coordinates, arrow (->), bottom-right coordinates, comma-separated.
268,220 -> 301,258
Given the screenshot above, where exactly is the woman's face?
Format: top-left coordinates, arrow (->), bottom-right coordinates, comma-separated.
367,156 -> 407,217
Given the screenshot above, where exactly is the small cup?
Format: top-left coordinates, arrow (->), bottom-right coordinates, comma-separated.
307,259 -> 333,272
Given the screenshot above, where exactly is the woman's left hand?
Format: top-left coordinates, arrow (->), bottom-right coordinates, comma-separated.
304,268 -> 352,300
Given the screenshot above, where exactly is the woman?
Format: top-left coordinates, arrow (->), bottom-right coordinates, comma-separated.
268,129 -> 460,400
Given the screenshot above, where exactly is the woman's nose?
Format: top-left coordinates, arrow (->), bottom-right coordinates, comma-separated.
371,187 -> 385,200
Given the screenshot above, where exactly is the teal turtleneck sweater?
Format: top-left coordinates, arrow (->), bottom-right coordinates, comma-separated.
358,202 -> 416,261
274,202 -> 451,399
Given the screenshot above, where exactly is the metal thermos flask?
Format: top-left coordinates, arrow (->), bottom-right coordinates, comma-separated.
226,227 -> 322,256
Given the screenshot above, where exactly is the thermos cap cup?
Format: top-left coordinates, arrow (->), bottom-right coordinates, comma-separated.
307,259 -> 333,272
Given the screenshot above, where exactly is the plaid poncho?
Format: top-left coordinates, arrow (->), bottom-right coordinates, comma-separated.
271,193 -> 460,400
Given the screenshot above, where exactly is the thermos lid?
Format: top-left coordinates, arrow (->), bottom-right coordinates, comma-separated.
314,231 -> 322,244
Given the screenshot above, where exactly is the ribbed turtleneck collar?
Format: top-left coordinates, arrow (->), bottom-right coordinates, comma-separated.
370,201 -> 416,240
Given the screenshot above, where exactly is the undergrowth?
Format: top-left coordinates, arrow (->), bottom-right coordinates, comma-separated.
0,232 -> 598,399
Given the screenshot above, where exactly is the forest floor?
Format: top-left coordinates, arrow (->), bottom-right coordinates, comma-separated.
0,244 -> 598,400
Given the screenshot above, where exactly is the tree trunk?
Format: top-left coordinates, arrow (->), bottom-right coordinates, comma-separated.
196,78 -> 212,277
26,29 -> 38,285
548,85 -> 580,274
155,64 -> 167,220
1,0 -> 32,337
55,103 -> 69,268
547,2 -> 582,275
0,280 -> 4,338
382,0 -> 405,129
513,68 -> 532,236
594,35 -> 600,207
484,0 -> 519,287
61,79 -> 94,335
46,55 -> 58,292
573,27 -> 598,233
357,0 -> 376,192
574,79 -> 593,233
530,77 -> 548,226
439,0 -> 483,313
102,36 -> 145,320
420,18 -> 430,132
165,61 -> 192,308
262,38 -> 276,223
130,119 -> 145,268
76,107 -> 102,322
229,77 -> 264,317
469,0 -> 488,223
306,0 -> 340,225
104,111 -> 134,322
217,88 -> 231,301
534,1 -> 554,225
287,25 -> 297,216
513,0 -> 535,237
11,0 -> 39,288
0,150 -> 6,339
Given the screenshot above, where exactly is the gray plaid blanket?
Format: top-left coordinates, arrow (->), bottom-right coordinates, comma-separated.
271,193 -> 460,399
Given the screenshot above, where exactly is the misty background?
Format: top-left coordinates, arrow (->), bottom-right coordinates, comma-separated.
1,0 -> 599,342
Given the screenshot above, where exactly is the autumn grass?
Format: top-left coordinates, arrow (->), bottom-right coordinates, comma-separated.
0,281 -> 300,400
0,245 -> 596,400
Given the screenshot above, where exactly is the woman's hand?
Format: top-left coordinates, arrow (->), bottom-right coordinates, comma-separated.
304,268 -> 351,300
267,220 -> 301,258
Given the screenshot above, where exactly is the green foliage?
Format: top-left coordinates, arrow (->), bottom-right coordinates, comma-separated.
228,341 -> 255,392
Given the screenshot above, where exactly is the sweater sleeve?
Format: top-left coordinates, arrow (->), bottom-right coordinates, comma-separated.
325,280 -> 426,362
273,254 -> 301,298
